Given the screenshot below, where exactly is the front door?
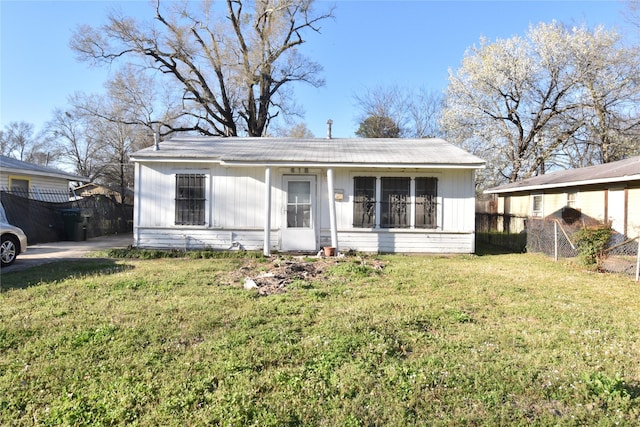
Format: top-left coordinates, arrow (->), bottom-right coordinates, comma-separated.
281,176 -> 317,251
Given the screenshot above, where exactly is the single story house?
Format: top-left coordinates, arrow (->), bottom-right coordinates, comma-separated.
130,137 -> 486,255
0,155 -> 88,202
484,155 -> 640,238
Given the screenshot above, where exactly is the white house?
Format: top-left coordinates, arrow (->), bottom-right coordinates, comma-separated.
130,137 -> 485,255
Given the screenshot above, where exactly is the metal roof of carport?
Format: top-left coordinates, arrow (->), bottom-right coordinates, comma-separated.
130,137 -> 486,169
485,155 -> 640,194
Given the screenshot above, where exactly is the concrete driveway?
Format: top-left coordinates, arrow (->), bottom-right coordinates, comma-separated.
2,234 -> 133,273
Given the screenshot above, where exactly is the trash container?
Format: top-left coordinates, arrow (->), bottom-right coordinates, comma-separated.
61,208 -> 87,241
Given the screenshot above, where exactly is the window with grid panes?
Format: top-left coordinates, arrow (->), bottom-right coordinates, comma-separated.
175,174 -> 206,225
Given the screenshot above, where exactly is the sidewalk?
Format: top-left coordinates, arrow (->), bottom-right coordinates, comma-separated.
2,234 -> 133,273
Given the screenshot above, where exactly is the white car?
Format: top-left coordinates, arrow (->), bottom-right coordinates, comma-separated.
1,221 -> 28,267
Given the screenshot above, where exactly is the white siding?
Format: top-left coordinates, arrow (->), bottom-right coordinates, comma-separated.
213,167 -> 267,229
325,230 -> 474,253
0,172 -> 72,194
136,227 -> 279,251
134,163 -> 478,253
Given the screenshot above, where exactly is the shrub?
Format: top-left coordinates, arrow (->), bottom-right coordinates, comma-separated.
574,225 -> 613,266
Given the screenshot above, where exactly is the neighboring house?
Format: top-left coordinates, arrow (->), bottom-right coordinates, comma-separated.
130,137 -> 486,254
484,156 -> 640,238
75,183 -> 134,205
0,155 -> 88,201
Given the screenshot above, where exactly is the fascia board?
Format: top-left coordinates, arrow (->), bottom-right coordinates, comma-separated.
130,156 -> 486,169
2,166 -> 88,182
485,174 -> 640,194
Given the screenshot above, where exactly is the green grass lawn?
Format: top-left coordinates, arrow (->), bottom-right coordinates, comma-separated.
1,250 -> 638,426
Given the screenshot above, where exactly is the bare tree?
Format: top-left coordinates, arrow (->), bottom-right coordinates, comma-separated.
69,65 -> 188,141
273,121 -> 314,138
353,85 -> 443,138
88,115 -> 147,205
70,0 -> 333,137
44,107 -> 107,181
1,122 -> 34,160
353,85 -> 409,136
53,88 -> 149,204
0,121 -> 53,165
407,88 -> 444,138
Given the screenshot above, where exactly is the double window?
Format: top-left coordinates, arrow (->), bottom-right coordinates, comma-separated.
175,174 -> 206,225
353,176 -> 438,228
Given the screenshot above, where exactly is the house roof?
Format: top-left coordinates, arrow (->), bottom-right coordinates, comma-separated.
485,155 -> 640,194
0,155 -> 89,182
131,137 -> 486,169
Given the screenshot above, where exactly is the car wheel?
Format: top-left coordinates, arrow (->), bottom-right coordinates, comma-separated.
1,235 -> 19,267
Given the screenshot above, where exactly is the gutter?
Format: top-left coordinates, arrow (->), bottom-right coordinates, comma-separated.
485,174 -> 640,194
130,156 -> 486,170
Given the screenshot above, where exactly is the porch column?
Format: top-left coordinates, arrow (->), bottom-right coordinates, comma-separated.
263,167 -> 272,256
327,168 -> 338,251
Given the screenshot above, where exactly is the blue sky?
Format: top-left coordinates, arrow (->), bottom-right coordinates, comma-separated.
0,0 -> 632,139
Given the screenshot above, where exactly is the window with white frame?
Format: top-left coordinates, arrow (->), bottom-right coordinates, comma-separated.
531,194 -> 543,217
567,191 -> 577,208
353,176 -> 438,229
175,174 -> 206,225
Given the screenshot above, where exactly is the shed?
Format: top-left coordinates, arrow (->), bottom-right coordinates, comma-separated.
130,137 -> 485,254
485,156 -> 640,238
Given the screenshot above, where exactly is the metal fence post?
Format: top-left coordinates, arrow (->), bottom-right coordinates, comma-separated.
554,221 -> 559,262
636,238 -> 639,283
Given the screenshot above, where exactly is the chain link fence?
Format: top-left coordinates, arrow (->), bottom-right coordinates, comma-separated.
526,218 -> 639,281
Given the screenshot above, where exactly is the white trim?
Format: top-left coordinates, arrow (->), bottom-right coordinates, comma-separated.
326,168 -> 338,250
263,167 -> 272,256
131,157 -> 484,170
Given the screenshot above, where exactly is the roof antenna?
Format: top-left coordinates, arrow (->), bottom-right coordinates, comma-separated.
326,119 -> 333,139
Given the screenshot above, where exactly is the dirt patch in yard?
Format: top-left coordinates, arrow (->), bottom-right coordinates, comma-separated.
236,256 -> 384,296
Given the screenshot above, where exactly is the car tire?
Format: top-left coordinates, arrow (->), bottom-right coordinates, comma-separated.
1,235 -> 19,267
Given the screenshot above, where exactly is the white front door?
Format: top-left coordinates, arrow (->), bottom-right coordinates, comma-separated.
281,175 -> 317,251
